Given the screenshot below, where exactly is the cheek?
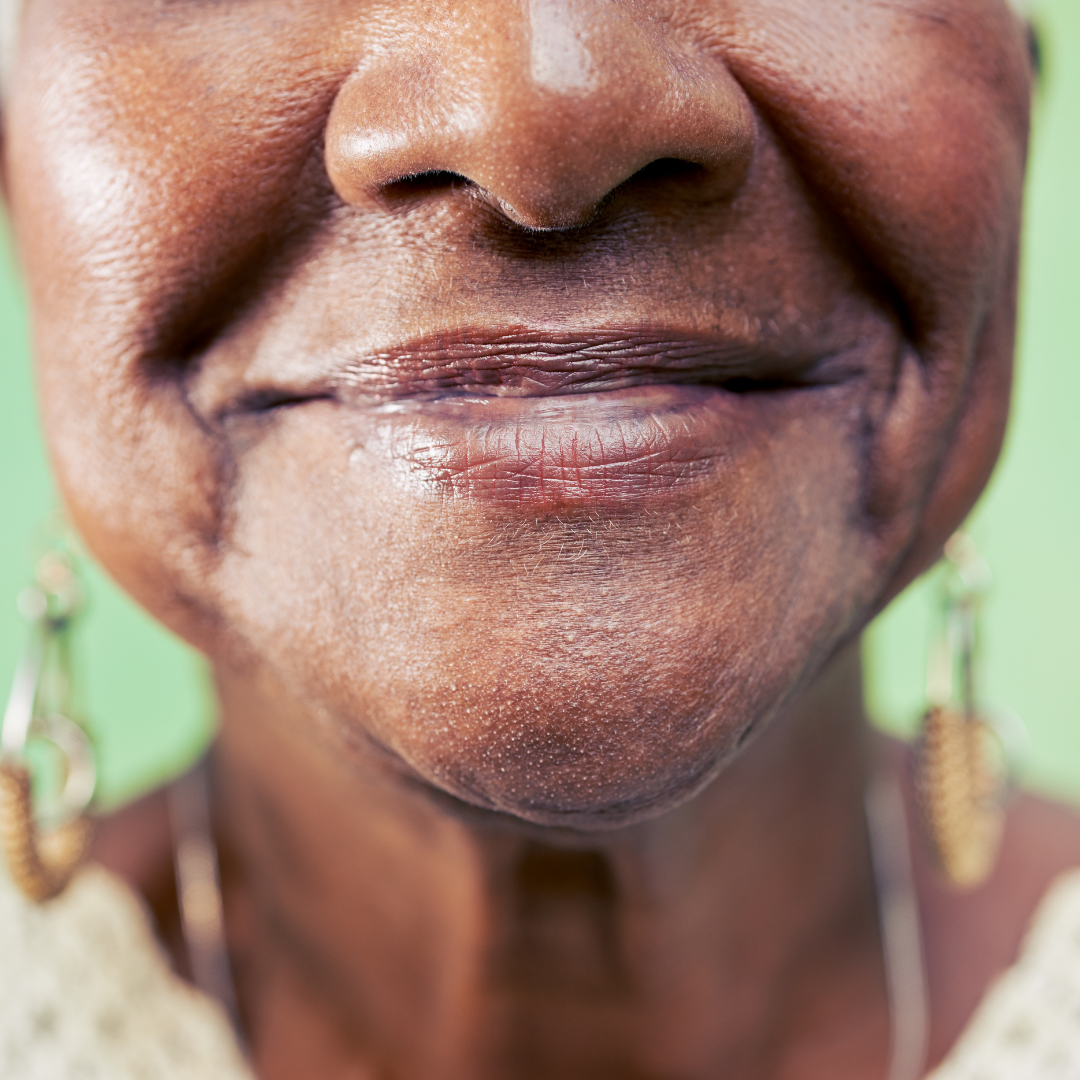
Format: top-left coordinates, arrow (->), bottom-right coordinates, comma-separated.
4,6 -> 341,649
214,394 -> 872,826
725,0 -> 1029,343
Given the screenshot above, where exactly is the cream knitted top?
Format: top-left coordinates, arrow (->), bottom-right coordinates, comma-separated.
1,863 -> 1079,1079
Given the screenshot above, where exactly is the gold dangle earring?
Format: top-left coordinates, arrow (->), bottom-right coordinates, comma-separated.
914,533 -> 1025,889
0,540 -> 97,901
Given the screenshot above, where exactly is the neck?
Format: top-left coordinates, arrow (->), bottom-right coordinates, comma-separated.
212,645 -> 889,1080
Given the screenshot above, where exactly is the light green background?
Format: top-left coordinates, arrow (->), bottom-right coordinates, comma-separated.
2,3 -> 1079,807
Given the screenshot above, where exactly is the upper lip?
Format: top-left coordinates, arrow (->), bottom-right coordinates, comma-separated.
200,326 -> 833,420
334,329 -> 770,396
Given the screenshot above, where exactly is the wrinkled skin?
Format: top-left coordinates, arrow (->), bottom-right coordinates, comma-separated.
5,2 -> 1076,1078
6,0 -> 1026,822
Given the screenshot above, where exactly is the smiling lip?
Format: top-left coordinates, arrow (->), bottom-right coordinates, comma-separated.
357,384 -> 750,508
224,327 -> 807,412
321,328 -> 782,400
223,327 -> 814,508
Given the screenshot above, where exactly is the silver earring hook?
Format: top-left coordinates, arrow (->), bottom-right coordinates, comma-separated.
0,627 -> 44,761
3,563 -> 96,825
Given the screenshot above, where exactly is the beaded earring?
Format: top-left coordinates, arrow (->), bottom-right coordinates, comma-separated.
914,533 -> 1026,889
0,539 -> 97,901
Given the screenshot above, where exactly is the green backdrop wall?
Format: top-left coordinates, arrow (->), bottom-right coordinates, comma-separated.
2,3 -> 1079,807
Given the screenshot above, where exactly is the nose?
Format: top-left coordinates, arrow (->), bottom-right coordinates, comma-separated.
324,1 -> 756,231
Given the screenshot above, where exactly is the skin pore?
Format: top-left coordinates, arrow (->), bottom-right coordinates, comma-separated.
4,0 -> 1080,1076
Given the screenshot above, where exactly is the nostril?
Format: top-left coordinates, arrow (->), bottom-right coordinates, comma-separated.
324,16 -> 757,228
631,158 -> 709,185
380,170 -> 473,204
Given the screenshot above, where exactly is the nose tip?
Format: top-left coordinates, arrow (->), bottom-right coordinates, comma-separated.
324,8 -> 755,231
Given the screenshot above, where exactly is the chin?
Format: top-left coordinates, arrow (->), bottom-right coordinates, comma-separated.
364,663 -> 759,831
182,354 -> 877,831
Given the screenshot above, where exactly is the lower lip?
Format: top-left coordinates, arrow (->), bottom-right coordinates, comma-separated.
352,385 -> 747,509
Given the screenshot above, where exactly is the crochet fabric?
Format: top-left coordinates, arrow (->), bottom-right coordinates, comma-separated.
1,862 -> 1079,1078
0,864 -> 252,1079
930,868 -> 1080,1079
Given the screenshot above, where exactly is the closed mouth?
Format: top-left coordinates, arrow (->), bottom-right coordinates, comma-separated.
199,325 -> 847,509
207,326 -> 836,418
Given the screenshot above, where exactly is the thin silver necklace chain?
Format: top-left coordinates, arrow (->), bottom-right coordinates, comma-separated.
167,761 -> 241,1033
865,770 -> 931,1080
169,759 -> 930,1079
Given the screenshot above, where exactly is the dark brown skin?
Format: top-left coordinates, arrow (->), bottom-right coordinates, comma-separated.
3,0 -> 1078,1076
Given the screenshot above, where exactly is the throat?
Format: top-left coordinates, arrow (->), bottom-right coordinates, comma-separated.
207,646 -> 890,1080
494,843 -> 627,997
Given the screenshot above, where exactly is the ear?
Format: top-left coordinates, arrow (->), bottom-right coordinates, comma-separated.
0,107 -> 8,207
0,98 -> 9,206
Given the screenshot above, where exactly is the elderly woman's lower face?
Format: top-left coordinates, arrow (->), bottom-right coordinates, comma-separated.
5,0 -> 1078,1078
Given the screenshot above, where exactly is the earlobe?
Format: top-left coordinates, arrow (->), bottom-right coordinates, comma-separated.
1,125 -> 9,207
1028,23 -> 1043,79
